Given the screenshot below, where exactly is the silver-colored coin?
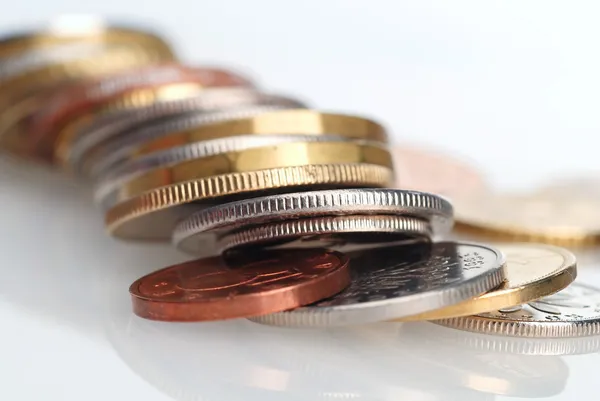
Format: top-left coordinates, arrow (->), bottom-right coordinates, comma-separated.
93,134 -> 356,210
249,241 -> 505,327
218,214 -> 432,252
173,189 -> 454,255
436,282 -> 600,337
68,89 -> 305,176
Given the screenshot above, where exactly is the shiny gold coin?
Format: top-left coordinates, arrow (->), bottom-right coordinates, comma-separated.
400,243 -> 577,321
105,163 -> 394,240
127,109 -> 388,158
104,141 -> 393,209
454,191 -> 600,245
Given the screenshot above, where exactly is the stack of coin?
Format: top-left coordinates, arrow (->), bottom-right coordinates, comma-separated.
2,17 -> 599,341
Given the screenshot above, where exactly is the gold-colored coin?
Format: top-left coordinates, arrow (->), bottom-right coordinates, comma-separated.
400,243 -> 577,321
105,141 -> 393,208
127,109 -> 389,158
454,191 -> 600,245
105,163 -> 394,240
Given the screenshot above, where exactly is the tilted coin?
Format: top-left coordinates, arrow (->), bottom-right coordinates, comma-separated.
392,143 -> 488,200
249,241 -> 506,327
454,191 -> 600,245
106,163 -> 394,240
129,248 -> 350,322
124,108 -> 389,158
436,282 -> 600,337
173,188 -> 453,255
400,243 -> 577,321
94,134 -> 355,210
106,141 -> 393,209
66,89 -> 305,174
218,215 -> 432,253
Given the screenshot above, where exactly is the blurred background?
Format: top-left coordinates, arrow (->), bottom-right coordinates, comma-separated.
3,1 -> 599,191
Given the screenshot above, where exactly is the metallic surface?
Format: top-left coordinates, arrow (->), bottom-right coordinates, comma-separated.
437,282 -> 600,337
250,241 -> 506,327
105,163 -> 394,240
66,90 -> 306,173
454,192 -> 600,245
401,243 -> 577,321
95,134 -> 353,209
174,188 -> 453,254
106,141 -> 393,207
130,248 -> 350,321
392,144 -> 488,200
218,215 -> 432,252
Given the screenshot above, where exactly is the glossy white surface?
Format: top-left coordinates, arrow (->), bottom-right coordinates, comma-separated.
3,2 -> 600,400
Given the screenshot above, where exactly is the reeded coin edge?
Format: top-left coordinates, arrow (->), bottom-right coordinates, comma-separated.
249,243 -> 505,327
106,163 -> 394,235
434,315 -> 600,338
174,188 -> 454,244
218,214 -> 432,251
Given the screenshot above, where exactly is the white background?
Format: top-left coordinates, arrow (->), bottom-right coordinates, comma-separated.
2,2 -> 600,400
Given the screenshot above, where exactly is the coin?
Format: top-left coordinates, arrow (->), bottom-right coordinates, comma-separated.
129,248 -> 351,321
106,163 -> 394,240
436,282 -> 600,337
400,243 -> 577,321
249,242 -> 505,327
66,90 -> 305,174
218,215 -> 432,252
454,191 -> 600,245
125,109 -> 389,158
106,141 -> 393,208
392,144 -> 488,200
94,134 -> 353,210
173,188 -> 453,255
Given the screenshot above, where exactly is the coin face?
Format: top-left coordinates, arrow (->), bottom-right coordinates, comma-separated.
454,191 -> 600,244
392,144 -> 487,200
401,243 -> 577,320
437,282 -> 600,337
130,248 -> 350,321
250,242 -> 505,327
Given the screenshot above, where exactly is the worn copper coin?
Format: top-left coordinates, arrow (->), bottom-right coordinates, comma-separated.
393,144 -> 487,200
130,248 -> 350,322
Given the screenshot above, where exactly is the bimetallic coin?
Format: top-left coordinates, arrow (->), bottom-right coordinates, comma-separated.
437,282 -> 600,337
454,192 -> 600,245
106,163 -> 394,240
130,248 -> 350,322
94,134 -> 355,210
392,144 -> 487,200
81,102 -> 307,179
400,243 -> 577,321
250,242 -> 506,327
173,189 -> 453,255
67,89 -> 305,174
219,215 -> 432,252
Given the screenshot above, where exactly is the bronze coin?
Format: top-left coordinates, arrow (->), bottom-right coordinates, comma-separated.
130,248 -> 350,322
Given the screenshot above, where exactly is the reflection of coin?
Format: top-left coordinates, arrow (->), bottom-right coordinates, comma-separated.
437,282 -> 600,337
454,191 -> 600,245
219,215 -> 432,252
105,163 -> 393,240
392,144 -> 487,200
250,242 -> 505,327
401,243 -> 577,320
130,248 -> 350,321
174,188 -> 452,254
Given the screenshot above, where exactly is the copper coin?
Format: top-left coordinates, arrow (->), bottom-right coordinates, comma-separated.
25,63 -> 253,162
393,144 -> 487,200
130,249 -> 350,322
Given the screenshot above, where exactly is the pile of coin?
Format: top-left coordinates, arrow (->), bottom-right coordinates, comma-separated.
1,17 -> 599,339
